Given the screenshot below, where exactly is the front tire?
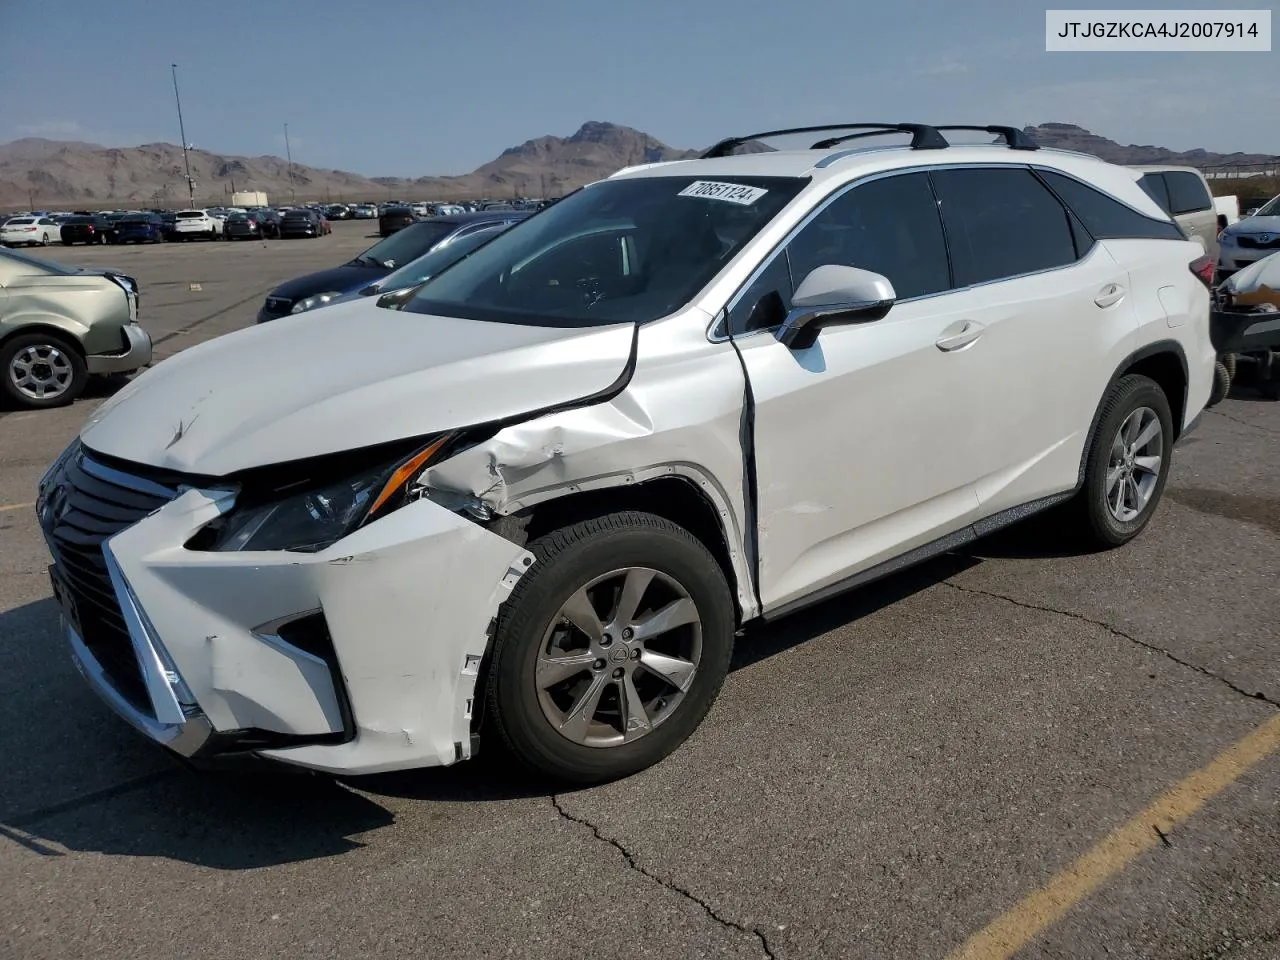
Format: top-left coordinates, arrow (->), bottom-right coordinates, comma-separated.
485,511 -> 735,785
1071,374 -> 1174,548
0,331 -> 88,409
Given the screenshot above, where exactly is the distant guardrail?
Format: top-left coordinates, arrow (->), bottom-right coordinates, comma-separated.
1199,162 -> 1280,180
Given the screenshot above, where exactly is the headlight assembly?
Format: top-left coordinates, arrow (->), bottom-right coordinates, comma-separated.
291,291 -> 345,314
206,435 -> 451,552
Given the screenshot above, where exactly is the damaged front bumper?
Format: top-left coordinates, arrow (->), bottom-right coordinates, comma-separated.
40,445 -> 533,775
86,323 -> 153,375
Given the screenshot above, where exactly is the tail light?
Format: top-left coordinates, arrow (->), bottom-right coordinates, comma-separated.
1189,255 -> 1215,289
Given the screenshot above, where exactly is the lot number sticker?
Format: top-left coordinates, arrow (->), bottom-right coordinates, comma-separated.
678,181 -> 769,205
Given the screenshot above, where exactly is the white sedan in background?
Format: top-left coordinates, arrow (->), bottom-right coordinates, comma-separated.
1,216 -> 60,247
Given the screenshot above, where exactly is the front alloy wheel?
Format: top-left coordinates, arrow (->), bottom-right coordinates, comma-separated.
485,510 -> 734,784
536,567 -> 702,747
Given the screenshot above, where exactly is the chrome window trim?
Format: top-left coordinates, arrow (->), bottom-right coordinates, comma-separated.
708,161 -> 1107,344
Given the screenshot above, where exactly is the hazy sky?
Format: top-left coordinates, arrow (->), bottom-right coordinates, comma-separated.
2,0 -> 1276,176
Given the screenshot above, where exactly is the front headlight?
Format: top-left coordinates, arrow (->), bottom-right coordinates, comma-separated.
207,435 -> 450,552
291,291 -> 344,314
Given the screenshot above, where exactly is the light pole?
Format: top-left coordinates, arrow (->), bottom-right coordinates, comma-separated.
170,64 -> 196,208
283,123 -> 297,204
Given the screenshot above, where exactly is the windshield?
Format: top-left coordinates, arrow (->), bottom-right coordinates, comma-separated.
404,175 -> 805,327
377,226 -> 509,291
1254,195 -> 1280,217
352,220 -> 458,268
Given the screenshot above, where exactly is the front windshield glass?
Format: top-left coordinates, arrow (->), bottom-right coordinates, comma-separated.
354,220 -> 458,268
1254,195 -> 1280,217
378,227 -> 508,291
403,175 -> 806,327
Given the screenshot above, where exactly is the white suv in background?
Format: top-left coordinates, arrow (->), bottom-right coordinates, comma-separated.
38,123 -> 1215,785
170,209 -> 224,240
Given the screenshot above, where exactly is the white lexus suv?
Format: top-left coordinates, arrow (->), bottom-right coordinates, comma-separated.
170,209 -> 224,240
37,123 -> 1215,784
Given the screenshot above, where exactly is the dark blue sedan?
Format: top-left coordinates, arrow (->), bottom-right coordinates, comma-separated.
256,211 -> 530,322
113,215 -> 165,244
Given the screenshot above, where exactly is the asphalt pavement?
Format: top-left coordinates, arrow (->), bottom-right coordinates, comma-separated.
2,222 -> 1278,960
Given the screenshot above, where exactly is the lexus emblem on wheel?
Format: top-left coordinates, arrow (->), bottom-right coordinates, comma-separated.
1260,234 -> 1272,243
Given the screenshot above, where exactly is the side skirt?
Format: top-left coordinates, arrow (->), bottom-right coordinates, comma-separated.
762,490 -> 1075,622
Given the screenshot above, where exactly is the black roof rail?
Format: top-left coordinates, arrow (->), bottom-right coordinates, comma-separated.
932,125 -> 1040,151
701,123 -> 949,158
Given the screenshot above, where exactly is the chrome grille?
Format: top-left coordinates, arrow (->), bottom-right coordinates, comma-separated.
43,448 -> 178,715
1236,234 -> 1280,250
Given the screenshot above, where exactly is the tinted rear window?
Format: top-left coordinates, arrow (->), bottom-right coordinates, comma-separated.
6,218 -> 35,225
1166,171 -> 1212,215
176,211 -> 205,219
1038,171 -> 1183,242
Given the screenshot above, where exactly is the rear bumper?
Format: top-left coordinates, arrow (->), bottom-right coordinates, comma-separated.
87,323 -> 153,375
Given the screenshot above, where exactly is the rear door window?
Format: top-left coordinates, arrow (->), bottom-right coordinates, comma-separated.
1137,174 -> 1172,214
1165,171 -> 1213,215
929,167 -> 1077,286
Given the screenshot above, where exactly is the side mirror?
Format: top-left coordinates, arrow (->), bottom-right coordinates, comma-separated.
777,265 -> 896,350
375,286 -> 415,309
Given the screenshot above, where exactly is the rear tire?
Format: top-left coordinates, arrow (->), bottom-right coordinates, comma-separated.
1208,360 -> 1231,407
1067,374 -> 1174,548
484,510 -> 735,785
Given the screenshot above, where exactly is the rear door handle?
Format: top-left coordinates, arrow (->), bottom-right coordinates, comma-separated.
1095,282 -> 1127,308
935,319 -> 984,352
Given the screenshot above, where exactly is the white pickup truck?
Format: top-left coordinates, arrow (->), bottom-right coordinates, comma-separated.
171,209 -> 225,241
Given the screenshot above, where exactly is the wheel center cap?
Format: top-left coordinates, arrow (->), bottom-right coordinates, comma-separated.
610,646 -> 629,663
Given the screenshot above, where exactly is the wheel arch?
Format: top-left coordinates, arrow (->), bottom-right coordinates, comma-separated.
1076,339 -> 1188,489
0,319 -> 89,356
495,472 -> 752,626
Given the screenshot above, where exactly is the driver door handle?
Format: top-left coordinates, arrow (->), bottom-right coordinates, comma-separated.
935,319 -> 984,352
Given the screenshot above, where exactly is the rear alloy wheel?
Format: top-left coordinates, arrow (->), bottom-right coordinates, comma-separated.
0,332 -> 87,409
485,511 -> 734,784
40,232 -> 51,245
1071,374 -> 1173,547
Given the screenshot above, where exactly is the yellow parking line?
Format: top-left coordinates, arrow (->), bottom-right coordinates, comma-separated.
947,711 -> 1280,960
0,501 -> 35,513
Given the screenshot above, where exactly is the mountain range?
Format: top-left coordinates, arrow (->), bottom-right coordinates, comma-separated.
1,121 -> 1275,209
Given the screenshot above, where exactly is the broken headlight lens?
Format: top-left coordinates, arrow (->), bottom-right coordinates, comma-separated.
209,435 -> 452,552
211,468 -> 387,552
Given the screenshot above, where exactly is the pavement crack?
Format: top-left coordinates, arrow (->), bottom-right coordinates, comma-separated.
942,580 -> 1280,709
550,795 -> 777,959
1206,408 -> 1280,436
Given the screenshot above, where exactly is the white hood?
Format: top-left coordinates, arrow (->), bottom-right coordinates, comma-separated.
80,298 -> 636,476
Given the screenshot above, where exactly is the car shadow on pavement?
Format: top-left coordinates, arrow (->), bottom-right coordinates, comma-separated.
0,524 -> 1063,866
